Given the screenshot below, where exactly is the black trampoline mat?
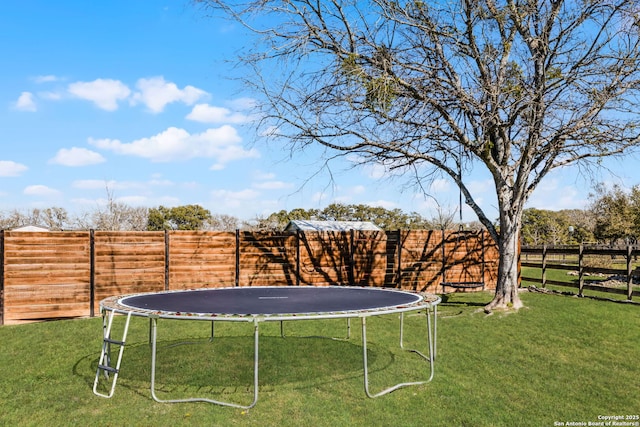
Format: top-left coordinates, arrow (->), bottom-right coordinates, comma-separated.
119,286 -> 422,316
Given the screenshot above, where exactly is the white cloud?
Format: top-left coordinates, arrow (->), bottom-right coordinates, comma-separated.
312,191 -> 329,204
430,178 -> 451,193
227,97 -> 257,110
333,195 -> 354,204
253,180 -> 294,190
116,195 -> 150,206
131,76 -> 207,113
89,126 -> 259,167
72,179 -> 116,190
39,91 -> 63,101
209,141 -> 261,170
260,125 -> 280,138
0,160 -> 28,177
362,163 -> 388,180
72,179 -> 158,191
148,177 -> 174,186
33,75 -> 60,83
24,185 -> 60,197
79,195 -> 170,210
252,171 -> 276,181
68,79 -> 131,111
14,92 -> 37,112
468,179 -> 494,194
49,147 -> 106,166
211,189 -> 261,208
349,185 -> 367,195
367,199 -> 398,210
186,103 -> 251,124
527,178 -> 587,211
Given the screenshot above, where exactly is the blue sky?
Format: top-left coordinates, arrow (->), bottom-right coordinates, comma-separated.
1,1 -> 636,223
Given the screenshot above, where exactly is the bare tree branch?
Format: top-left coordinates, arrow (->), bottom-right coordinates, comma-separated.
197,0 -> 640,310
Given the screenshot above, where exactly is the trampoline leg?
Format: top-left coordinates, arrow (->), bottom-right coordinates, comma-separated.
433,305 -> 437,359
149,317 -> 260,409
361,309 -> 436,399
399,311 -> 435,364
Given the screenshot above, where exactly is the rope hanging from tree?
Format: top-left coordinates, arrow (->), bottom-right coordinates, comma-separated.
441,146 -> 486,293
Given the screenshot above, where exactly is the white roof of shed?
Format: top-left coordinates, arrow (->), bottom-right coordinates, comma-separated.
284,220 -> 381,232
12,225 -> 50,232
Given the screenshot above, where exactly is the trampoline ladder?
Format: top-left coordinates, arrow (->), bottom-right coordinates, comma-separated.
93,310 -> 132,398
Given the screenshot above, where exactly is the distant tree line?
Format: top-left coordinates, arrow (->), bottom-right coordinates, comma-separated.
253,203 -> 436,230
0,204 -> 239,232
0,201 -> 452,232
521,184 -> 640,246
2,183 -> 639,244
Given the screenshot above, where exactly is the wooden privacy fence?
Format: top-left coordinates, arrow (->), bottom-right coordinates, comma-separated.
0,229 -> 497,324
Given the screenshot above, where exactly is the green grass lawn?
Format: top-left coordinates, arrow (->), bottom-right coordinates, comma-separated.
1,291 -> 639,426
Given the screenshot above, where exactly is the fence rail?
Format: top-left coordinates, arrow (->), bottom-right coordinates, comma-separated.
0,229 -> 497,324
521,244 -> 640,301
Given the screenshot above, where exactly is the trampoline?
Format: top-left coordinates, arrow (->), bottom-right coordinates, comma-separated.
93,286 -> 440,409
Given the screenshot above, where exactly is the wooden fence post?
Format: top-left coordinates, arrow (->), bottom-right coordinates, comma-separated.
396,229 -> 403,288
578,243 -> 584,297
348,230 -> 355,285
296,230 -> 301,286
440,229 -> 446,285
164,230 -> 170,291
480,230 -> 486,285
0,229 -> 4,326
627,245 -> 633,301
541,244 -> 547,288
517,235 -> 522,288
89,229 -> 95,317
235,229 -> 240,287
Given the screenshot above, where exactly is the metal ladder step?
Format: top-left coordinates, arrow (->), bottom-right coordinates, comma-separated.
97,364 -> 119,374
93,311 -> 132,399
103,337 -> 126,346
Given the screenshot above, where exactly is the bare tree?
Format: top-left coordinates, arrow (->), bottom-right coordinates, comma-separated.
206,213 -> 240,231
91,186 -> 149,231
0,207 -> 70,230
39,207 -> 70,230
199,0 -> 640,310
431,206 -> 457,231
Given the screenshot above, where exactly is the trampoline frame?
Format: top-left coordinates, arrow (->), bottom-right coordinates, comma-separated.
93,286 -> 440,409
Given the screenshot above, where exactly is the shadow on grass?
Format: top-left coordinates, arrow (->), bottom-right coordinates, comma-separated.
439,293 -> 488,307
433,293 -> 491,318
82,333 -> 400,400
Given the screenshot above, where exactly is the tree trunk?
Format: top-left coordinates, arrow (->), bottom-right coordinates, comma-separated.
485,214 -> 523,312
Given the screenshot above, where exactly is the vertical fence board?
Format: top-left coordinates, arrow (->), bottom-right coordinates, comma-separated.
239,231 -> 298,286
168,231 -> 236,289
3,231 -> 91,323
93,231 -> 165,314
298,231 -> 350,286
397,230 -> 444,292
352,230 -> 387,287
0,230 -> 4,325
